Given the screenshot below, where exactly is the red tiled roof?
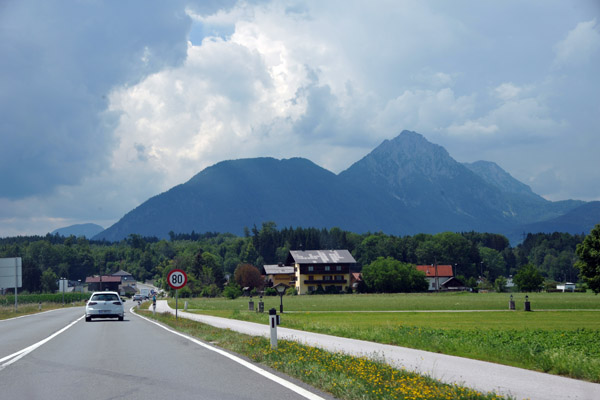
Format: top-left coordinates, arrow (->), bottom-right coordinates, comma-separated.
416,265 -> 454,277
351,272 -> 362,281
85,276 -> 122,283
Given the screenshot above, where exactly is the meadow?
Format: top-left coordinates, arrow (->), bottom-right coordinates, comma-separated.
169,292 -> 600,382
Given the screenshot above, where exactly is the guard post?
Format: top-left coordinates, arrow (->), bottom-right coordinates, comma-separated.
248,295 -> 254,311
524,295 -> 531,312
258,294 -> 264,313
269,308 -> 280,349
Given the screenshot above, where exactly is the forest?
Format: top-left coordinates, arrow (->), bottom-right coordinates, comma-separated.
0,222 -> 586,296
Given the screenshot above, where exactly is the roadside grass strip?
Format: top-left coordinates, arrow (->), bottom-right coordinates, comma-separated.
138,310 -> 508,400
0,315 -> 83,371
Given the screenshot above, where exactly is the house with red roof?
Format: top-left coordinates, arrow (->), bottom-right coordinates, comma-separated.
416,264 -> 465,291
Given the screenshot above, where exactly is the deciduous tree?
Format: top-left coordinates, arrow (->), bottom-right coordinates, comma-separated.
362,257 -> 427,293
234,263 -> 263,290
513,263 -> 543,292
576,224 -> 600,294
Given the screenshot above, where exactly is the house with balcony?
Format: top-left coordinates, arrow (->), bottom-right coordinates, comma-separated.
264,263 -> 296,287
286,250 -> 356,294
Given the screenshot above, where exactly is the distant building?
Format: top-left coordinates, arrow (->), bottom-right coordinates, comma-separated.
416,264 -> 466,291
264,263 -> 295,287
85,275 -> 121,292
557,282 -> 576,292
287,250 -> 356,295
111,270 -> 135,284
350,272 -> 363,291
264,250 -> 357,295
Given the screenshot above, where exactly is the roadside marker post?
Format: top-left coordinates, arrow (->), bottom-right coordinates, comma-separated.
167,269 -> 188,320
269,308 -> 280,349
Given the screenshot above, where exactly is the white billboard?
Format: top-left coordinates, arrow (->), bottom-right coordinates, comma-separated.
0,257 -> 22,289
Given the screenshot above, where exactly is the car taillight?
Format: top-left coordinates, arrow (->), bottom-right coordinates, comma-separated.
112,302 -> 121,305
88,301 -> 97,305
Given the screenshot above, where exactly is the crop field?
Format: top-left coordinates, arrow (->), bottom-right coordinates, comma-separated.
169,292 -> 600,382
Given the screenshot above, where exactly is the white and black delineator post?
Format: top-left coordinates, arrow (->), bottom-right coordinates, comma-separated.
269,308 -> 280,349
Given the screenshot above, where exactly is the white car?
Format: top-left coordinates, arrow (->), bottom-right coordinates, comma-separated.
85,291 -> 124,322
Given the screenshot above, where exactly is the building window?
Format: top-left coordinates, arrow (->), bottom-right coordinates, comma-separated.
308,266 -> 314,272
325,266 -> 330,271
324,276 -> 331,281
336,266 -> 341,271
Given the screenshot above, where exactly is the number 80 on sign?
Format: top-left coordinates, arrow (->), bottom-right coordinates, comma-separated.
167,269 -> 187,290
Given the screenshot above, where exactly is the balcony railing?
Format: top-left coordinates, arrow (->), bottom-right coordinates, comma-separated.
304,279 -> 347,284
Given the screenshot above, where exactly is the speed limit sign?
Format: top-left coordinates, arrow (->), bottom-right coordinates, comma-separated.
167,269 -> 187,290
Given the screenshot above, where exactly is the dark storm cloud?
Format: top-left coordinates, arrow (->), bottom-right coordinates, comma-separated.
0,0 -> 192,199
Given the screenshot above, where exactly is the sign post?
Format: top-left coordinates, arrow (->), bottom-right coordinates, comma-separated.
167,269 -> 187,320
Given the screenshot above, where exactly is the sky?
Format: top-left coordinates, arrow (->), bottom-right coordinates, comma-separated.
1,0 -> 599,237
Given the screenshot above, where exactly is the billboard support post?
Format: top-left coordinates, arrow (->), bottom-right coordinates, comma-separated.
15,257 -> 18,311
0,258 -> 22,312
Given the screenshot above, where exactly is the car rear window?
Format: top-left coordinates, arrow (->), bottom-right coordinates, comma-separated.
91,293 -> 120,301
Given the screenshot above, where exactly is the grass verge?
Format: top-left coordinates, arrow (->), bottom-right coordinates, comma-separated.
140,309 -> 508,400
0,302 -> 77,320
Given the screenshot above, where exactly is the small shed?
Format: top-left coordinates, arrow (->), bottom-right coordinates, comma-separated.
556,282 -> 576,292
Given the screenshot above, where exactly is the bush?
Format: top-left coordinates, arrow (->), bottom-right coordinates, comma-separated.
285,287 -> 297,296
223,283 -> 242,299
264,287 -> 277,296
324,285 -> 340,294
201,284 -> 221,298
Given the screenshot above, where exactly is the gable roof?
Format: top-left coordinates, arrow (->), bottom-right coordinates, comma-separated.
416,265 -> 454,277
111,270 -> 133,277
85,275 -> 122,283
288,250 -> 356,265
264,264 -> 295,275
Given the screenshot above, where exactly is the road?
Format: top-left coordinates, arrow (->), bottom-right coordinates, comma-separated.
0,305 -> 334,400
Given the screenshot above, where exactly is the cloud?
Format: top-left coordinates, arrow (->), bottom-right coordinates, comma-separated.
2,0 -> 600,237
0,1 -> 192,199
493,83 -> 524,101
554,19 -> 600,68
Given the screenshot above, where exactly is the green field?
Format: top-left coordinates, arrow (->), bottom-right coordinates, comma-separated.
169,292 -> 600,382
172,291 -> 600,312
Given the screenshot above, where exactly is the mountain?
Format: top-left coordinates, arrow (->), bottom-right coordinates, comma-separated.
96,157 -> 387,240
52,223 -> 104,238
339,132 -> 513,233
94,131 -> 590,242
517,201 -> 600,236
463,160 -> 584,223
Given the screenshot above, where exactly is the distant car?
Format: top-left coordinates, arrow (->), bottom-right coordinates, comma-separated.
85,291 -> 124,322
132,294 -> 143,302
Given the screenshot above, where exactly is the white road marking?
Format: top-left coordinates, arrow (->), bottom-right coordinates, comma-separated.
0,315 -> 84,371
132,308 -> 327,400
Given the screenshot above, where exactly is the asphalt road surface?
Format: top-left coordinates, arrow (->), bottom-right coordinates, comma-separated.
0,305 -> 335,400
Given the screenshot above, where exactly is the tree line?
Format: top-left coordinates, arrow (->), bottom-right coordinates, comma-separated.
0,223 -> 594,296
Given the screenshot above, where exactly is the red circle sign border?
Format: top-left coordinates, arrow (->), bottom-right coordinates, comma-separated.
167,269 -> 188,290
